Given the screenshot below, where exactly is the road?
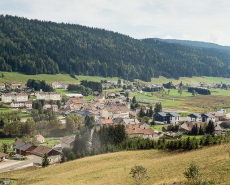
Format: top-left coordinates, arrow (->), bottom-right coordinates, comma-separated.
0,159 -> 33,173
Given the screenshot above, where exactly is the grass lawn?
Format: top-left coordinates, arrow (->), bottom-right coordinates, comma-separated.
0,108 -> 13,113
1,145 -> 230,184
84,95 -> 97,102
20,113 -> 32,121
0,72 -> 122,83
151,125 -> 165,132
181,134 -> 204,139
0,138 -> 16,145
103,88 -> 123,93
55,89 -> 70,96
147,76 -> 230,85
41,137 -> 61,148
210,88 -> 230,96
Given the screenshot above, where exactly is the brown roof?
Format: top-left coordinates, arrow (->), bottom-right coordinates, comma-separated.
13,139 -> 23,146
209,112 -> 226,118
72,98 -> 86,104
126,128 -> 155,135
30,146 -> 53,157
0,152 -> 7,158
101,118 -> 113,125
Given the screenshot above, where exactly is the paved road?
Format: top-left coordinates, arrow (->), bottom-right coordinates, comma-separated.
0,160 -> 33,173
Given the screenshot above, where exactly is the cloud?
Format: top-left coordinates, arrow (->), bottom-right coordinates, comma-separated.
1,0 -> 230,45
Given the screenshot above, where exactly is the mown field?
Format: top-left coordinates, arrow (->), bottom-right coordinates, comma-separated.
0,72 -> 120,83
149,76 -> 230,85
0,145 -> 230,185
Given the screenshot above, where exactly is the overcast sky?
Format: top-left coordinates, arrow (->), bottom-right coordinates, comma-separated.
1,0 -> 230,46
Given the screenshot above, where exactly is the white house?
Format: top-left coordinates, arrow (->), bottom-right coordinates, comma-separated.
35,91 -> 61,101
60,136 -> 75,148
101,106 -> 129,119
0,83 -> 5,89
30,145 -> 61,165
10,101 -> 32,108
1,93 -> 28,103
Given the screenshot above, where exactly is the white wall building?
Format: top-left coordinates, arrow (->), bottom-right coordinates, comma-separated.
1,93 -> 28,103
35,91 -> 61,101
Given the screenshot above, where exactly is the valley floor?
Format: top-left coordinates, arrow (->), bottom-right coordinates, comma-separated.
1,144 -> 230,185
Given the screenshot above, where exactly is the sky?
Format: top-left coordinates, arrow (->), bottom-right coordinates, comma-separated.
1,0 -> 230,46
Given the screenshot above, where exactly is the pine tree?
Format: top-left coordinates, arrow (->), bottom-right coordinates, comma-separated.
42,153 -> 50,168
132,96 -> 136,104
206,120 -> 215,135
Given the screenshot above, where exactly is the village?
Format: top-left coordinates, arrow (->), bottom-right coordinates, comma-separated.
0,79 -> 229,173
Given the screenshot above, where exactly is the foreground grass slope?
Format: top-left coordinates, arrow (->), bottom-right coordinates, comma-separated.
1,145 -> 230,185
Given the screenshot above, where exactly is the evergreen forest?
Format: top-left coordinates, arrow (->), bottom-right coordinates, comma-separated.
1,15 -> 230,81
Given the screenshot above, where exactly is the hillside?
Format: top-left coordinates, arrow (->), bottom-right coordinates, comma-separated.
1,145 -> 230,184
153,38 -> 230,53
1,15 -> 230,81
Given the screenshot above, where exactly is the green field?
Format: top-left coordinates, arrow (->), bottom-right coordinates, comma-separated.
151,125 -> 165,132
0,108 -> 12,113
148,76 -> 230,85
41,137 -> 61,148
0,72 -> 121,83
0,138 -> 15,145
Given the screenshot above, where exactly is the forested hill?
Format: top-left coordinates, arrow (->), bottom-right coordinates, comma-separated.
153,38 -> 230,54
1,15 -> 230,82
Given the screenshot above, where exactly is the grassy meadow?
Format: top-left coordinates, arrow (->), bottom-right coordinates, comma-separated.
0,145 -> 230,185
149,76 -> 230,85
0,72 -> 120,83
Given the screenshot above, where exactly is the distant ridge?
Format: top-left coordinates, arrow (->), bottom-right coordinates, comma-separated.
153,38 -> 230,54
1,15 -> 230,81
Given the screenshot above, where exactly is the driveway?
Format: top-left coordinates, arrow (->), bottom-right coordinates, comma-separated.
0,159 -> 34,173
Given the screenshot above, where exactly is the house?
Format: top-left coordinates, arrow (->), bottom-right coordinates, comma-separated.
154,112 -> 167,123
61,136 -> 75,148
201,113 -> 215,123
107,93 -> 116,98
166,112 -> 180,124
122,118 -> 140,125
99,118 -> 114,126
101,106 -> 129,118
52,82 -> 64,89
13,139 -> 23,147
136,106 -> 150,114
43,104 -> 58,112
35,135 -> 45,143
126,125 -> 157,140
209,112 -> 226,121
140,123 -> 150,129
10,81 -> 21,89
180,122 -> 205,133
10,101 -> 32,108
65,94 -> 84,99
1,93 -> 28,103
35,91 -> 61,101
13,142 -> 37,158
188,113 -> 202,122
0,152 -> 7,162
0,83 -> 5,89
30,146 -> 61,165
214,123 -> 222,135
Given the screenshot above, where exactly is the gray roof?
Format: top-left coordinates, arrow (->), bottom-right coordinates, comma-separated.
14,142 -> 33,151
189,113 -> 201,118
158,112 -> 167,117
168,112 -> 180,117
202,113 -> 215,118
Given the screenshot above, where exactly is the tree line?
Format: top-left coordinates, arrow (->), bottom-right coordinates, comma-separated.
1,15 -> 230,81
